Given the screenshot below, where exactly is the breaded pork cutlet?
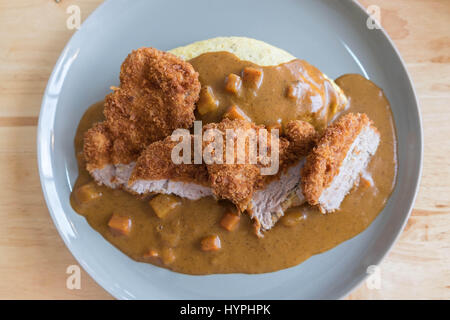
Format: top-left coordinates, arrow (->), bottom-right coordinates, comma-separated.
127,136 -> 212,200
202,118 -> 317,235
284,120 -> 319,159
126,118 -> 281,205
128,118 -> 267,202
202,119 -> 270,212
83,47 -> 201,188
125,117 -> 316,235
248,120 -> 317,236
301,113 -> 380,213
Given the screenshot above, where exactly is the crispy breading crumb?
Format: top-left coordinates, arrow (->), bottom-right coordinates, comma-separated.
129,136 -> 209,186
203,119 -> 263,211
301,113 -> 375,205
284,120 -> 318,156
83,122 -> 113,171
281,120 -> 318,166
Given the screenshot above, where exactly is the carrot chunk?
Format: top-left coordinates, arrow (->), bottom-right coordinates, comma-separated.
223,104 -> 251,122
225,73 -> 242,95
242,67 -> 263,89
201,235 -> 221,251
149,194 -> 181,219
143,249 -> 159,259
108,213 -> 132,236
220,212 -> 240,231
360,176 -> 373,189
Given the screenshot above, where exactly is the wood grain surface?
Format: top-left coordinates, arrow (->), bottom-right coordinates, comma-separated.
0,0 -> 448,300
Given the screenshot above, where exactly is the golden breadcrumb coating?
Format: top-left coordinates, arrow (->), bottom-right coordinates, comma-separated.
129,136 -> 209,186
203,119 -> 263,211
83,123 -> 113,171
301,113 -> 374,205
84,47 -> 200,171
203,119 -> 317,211
282,120 -> 318,166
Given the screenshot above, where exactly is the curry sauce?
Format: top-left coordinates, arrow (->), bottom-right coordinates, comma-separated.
191,51 -> 341,131
70,53 -> 397,274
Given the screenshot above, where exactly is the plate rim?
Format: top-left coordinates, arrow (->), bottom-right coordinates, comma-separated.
341,0 -> 423,299
37,0 -> 423,300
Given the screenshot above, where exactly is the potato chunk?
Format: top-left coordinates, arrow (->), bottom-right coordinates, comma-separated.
280,208 -> 306,227
220,212 -> 240,231
108,213 -> 132,236
74,182 -> 102,204
197,85 -> 219,115
161,247 -> 176,265
225,73 -> 242,95
149,194 -> 181,219
223,104 -> 250,122
201,235 -> 221,251
242,67 -> 263,89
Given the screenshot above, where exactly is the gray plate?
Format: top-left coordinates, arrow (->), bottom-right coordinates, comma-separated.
37,0 -> 422,299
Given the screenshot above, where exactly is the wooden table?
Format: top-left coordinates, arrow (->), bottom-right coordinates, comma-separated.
0,0 -> 448,300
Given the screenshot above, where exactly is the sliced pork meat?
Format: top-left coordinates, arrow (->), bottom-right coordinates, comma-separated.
247,120 -> 317,236
248,160 -> 306,236
301,113 -> 380,213
127,136 -> 212,200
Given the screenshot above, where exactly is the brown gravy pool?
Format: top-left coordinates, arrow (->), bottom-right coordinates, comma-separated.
71,67 -> 397,274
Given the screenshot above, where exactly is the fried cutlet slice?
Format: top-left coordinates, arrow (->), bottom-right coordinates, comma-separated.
83,47 -> 201,187
127,117 -> 316,235
128,119 -> 264,202
128,136 -> 212,200
284,120 -> 319,158
301,113 -> 380,213
249,160 -> 306,236
202,118 -> 317,235
202,118 -> 276,212
83,122 -> 137,188
248,120 -> 317,236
